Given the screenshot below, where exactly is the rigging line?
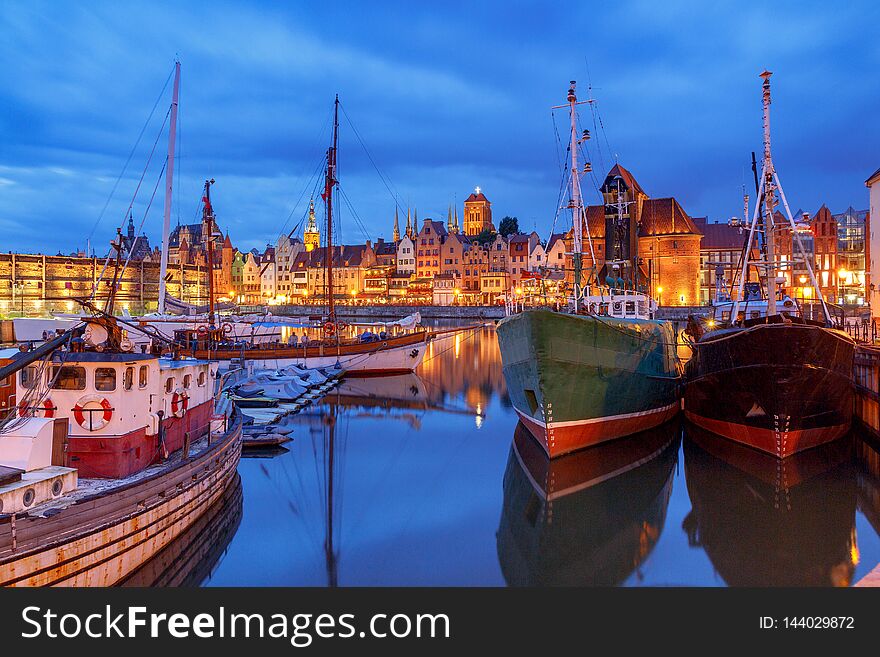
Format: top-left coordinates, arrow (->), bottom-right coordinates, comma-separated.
276,152 -> 328,242
338,101 -> 406,213
275,108 -> 334,241
87,63 -> 175,243
118,156 -> 168,283
336,185 -> 373,243
90,105 -> 171,300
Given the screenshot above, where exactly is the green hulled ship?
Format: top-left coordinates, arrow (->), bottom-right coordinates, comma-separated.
496,81 -> 680,457
497,307 -> 680,457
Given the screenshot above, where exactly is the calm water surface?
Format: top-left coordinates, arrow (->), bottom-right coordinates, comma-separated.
163,325 -> 880,586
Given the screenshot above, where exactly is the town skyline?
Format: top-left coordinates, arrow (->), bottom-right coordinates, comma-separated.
1,1 -> 878,255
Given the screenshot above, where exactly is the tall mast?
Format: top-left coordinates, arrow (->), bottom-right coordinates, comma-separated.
325,95 -> 339,325
567,82 -> 582,311
760,71 -> 777,316
203,179 -> 216,326
158,60 -> 180,315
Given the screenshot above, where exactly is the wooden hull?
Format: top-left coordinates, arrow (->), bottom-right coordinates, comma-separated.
181,331 -> 429,374
0,411 -> 242,587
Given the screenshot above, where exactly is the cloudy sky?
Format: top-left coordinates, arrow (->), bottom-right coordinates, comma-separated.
1,0 -> 878,255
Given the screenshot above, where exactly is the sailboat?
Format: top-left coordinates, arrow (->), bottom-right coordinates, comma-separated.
496,81 -> 680,458
683,71 -> 855,458
172,96 -> 430,374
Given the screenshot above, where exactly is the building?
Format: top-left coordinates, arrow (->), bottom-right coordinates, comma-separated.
528,239 -> 546,273
304,199 -> 320,252
274,232 -> 305,301
463,188 -> 494,236
362,265 -> 394,299
119,215 -> 157,262
507,232 -> 539,284
835,206 -> 869,307
374,238 -> 398,268
304,244 -> 377,300
869,168 -> 880,313
0,252 -> 208,316
440,231 -> 469,279
259,245 -> 276,302
415,218 -> 448,279
432,272 -> 461,306
396,234 -> 416,275
480,270 -> 510,304
693,216 -> 750,304
562,164 -> 702,305
241,251 -> 262,304
544,234 -> 566,272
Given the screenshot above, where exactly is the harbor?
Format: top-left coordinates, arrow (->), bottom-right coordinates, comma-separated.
1,3 -> 879,596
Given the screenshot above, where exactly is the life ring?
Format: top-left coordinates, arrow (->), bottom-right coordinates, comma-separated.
73,395 -> 114,431
613,302 -> 623,312
18,398 -> 57,418
170,388 -> 189,417
222,323 -> 234,334
197,325 -> 208,335
324,322 -> 336,335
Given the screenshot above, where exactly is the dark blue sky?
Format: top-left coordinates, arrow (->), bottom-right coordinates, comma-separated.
1,0 -> 878,255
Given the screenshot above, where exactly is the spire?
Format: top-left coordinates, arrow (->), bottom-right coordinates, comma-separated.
405,207 -> 413,238
127,212 -> 135,240
447,204 -> 454,231
304,198 -> 320,252
393,206 -> 400,242
453,206 -> 460,234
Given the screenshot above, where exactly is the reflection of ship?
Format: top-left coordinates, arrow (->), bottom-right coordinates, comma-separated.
497,420 -> 679,586
682,423 -> 857,586
119,473 -> 243,587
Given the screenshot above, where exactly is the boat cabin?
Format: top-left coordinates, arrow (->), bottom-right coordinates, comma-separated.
578,291 -> 656,321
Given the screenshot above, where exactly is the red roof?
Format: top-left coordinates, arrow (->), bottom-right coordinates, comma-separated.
464,192 -> 490,203
692,216 -> 743,249
606,163 -> 646,197
638,198 -> 700,236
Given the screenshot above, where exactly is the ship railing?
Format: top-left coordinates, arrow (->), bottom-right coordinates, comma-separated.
844,318 -> 878,344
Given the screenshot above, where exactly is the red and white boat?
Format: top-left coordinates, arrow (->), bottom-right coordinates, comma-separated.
0,314 -> 242,587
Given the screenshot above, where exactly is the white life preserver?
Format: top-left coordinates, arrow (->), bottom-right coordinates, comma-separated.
18,398 -> 57,418
170,388 -> 189,417
73,394 -> 114,431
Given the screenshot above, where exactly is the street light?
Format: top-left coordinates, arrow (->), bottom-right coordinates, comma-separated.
656,286 -> 663,306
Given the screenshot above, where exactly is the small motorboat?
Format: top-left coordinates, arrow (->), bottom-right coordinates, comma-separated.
229,394 -> 279,408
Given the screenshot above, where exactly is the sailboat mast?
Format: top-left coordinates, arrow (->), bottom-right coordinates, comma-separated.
568,82 -> 583,311
325,96 -> 339,324
760,71 -> 777,316
158,60 -> 180,316
204,179 -> 216,327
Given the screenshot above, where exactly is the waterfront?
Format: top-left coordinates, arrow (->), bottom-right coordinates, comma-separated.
132,323 -> 880,587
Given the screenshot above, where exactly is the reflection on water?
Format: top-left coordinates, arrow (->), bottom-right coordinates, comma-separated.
497,421 -> 679,586
163,323 -> 880,587
683,424 -> 857,586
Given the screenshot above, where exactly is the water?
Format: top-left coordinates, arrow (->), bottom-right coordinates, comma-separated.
152,325 -> 880,586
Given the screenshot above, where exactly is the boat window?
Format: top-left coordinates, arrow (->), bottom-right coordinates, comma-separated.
139,365 -> 148,389
721,311 -> 731,321
123,366 -> 134,391
50,366 -> 86,391
95,367 -> 116,392
198,371 -> 207,387
19,366 -> 39,389
183,374 -> 191,389
165,377 -> 174,393
626,301 -> 636,314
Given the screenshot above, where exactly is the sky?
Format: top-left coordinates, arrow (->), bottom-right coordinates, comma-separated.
1,0 -> 878,255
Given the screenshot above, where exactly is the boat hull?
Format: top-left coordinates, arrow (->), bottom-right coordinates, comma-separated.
183,331 -> 428,375
496,310 -> 680,457
684,323 -> 855,458
0,411 -> 242,587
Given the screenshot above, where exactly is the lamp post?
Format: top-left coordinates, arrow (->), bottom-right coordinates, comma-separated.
798,275 -> 807,308
656,286 -> 663,307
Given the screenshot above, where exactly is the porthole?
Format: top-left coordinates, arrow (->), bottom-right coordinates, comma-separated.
52,480 -> 63,496
22,488 -> 36,507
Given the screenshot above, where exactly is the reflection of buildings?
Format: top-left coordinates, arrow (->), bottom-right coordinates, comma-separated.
855,433 -> 880,544
496,421 -> 679,586
683,425 -> 857,586
119,474 -> 243,587
417,326 -> 507,413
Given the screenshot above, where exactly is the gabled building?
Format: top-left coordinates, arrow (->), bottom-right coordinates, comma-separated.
415,218 -> 448,279
396,234 -> 416,275
507,232 -> 540,284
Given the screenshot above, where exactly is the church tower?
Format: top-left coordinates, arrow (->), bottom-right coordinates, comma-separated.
405,207 -> 413,238
304,199 -> 320,252
463,187 -> 494,236
447,205 -> 454,233
453,206 -> 460,234
393,206 -> 400,242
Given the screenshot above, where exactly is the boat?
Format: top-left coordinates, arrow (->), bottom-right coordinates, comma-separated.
170,96 -> 429,375
0,140 -> 243,586
496,420 -> 679,586
229,395 -> 279,408
0,313 -> 242,586
119,472 -> 243,587
682,421 -> 857,586
496,81 -> 680,458
683,71 -> 855,458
